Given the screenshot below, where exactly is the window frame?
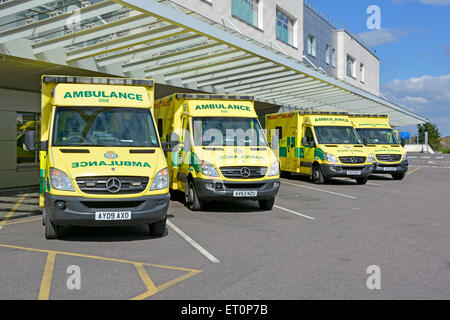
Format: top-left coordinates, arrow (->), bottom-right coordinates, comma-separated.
307,34 -> 316,57
16,112 -> 40,168
276,8 -> 295,47
347,54 -> 356,78
231,0 -> 260,29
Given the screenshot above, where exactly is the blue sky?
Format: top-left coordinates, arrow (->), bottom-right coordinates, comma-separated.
310,0 -> 450,137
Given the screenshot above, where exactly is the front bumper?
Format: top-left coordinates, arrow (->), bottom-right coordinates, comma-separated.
45,193 -> 169,227
193,178 -> 280,201
373,160 -> 409,174
320,164 -> 374,178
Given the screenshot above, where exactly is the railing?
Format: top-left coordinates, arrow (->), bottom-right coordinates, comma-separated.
303,0 -> 377,57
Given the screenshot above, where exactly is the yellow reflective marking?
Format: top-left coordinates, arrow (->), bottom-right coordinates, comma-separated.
38,252 -> 56,300
0,194 -> 28,228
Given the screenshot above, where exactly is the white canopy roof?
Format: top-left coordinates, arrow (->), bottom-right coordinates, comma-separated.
0,0 -> 427,126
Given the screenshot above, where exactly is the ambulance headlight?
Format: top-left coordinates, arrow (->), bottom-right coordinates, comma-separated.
268,161 -> 280,176
49,168 -> 75,192
200,161 -> 220,177
402,153 -> 408,162
150,168 -> 169,190
367,153 -> 375,163
325,153 -> 339,164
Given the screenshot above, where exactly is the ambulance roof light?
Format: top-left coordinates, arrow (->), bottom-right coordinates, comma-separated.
348,113 -> 388,118
42,76 -> 154,87
175,93 -> 254,101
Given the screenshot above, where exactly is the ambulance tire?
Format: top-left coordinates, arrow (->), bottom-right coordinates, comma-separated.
149,218 -> 167,237
312,164 -> 325,184
391,173 -> 406,180
356,177 -> 368,185
259,198 -> 275,211
186,180 -> 203,211
42,207 -> 47,226
44,213 -> 59,240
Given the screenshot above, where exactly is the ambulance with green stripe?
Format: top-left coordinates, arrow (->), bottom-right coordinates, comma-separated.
265,111 -> 374,184
154,94 -> 280,211
24,76 -> 169,239
349,114 -> 408,180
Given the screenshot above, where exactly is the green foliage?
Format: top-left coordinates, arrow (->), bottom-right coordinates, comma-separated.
417,122 -> 442,150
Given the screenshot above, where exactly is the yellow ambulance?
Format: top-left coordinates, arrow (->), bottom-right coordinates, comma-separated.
154,94 -> 280,211
265,111 -> 375,184
350,114 -> 408,180
24,76 -> 170,239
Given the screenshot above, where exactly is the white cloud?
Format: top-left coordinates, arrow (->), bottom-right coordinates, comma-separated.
382,75 -> 450,135
358,28 -> 407,46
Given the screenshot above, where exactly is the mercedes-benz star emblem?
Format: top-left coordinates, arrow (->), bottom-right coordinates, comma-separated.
351,157 -> 357,163
106,177 -> 121,193
240,167 -> 251,178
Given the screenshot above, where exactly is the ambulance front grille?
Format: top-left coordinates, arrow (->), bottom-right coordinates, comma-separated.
220,166 -> 267,179
376,154 -> 402,162
339,156 -> 367,164
76,176 -> 149,194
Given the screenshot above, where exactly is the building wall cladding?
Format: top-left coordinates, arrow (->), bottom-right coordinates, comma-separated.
0,88 -> 40,189
302,4 -> 337,76
170,0 -> 304,59
336,30 -> 380,95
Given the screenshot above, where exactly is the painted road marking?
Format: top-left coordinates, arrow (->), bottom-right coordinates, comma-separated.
167,220 -> 221,264
0,243 -> 201,300
281,180 -> 358,199
274,205 -> 315,220
2,217 -> 41,226
407,168 -> 421,176
0,193 -> 28,231
38,252 -> 56,300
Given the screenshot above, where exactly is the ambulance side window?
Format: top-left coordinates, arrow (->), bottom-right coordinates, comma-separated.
276,126 -> 283,140
305,127 -> 314,146
157,118 -> 163,138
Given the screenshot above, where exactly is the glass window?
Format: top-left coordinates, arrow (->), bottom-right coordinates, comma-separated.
331,48 -> 336,67
193,117 -> 267,147
360,63 -> 365,83
356,129 -> 399,145
52,107 -> 159,147
276,9 -> 294,46
305,127 -> 315,146
325,45 -> 331,64
232,0 -> 259,27
16,113 -> 40,165
307,35 -> 316,57
347,55 -> 355,78
314,126 -> 362,145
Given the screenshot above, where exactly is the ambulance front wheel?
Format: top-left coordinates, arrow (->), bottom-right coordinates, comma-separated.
356,177 -> 368,185
148,218 -> 167,237
44,209 -> 60,240
186,180 -> 204,211
312,164 -> 325,184
259,198 -> 275,211
391,173 -> 406,180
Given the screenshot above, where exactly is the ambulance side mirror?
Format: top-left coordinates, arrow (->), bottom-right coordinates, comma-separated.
400,138 -> 406,147
169,132 -> 180,151
363,138 -> 368,146
24,131 -> 36,151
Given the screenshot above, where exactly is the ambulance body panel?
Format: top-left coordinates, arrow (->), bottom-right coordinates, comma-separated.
154,94 -> 280,211
266,111 -> 375,184
350,114 -> 408,180
34,76 -> 170,239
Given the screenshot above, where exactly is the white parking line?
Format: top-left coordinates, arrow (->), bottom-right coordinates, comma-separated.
366,182 -> 383,187
167,220 -> 220,264
281,180 -> 358,199
274,205 -> 315,220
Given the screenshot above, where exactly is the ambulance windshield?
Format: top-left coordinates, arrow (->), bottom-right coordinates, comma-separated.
314,126 -> 362,145
193,117 -> 268,147
356,128 -> 399,145
52,107 -> 159,147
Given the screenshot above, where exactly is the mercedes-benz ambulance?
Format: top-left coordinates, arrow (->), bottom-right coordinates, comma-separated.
24,76 -> 170,239
154,93 -> 280,211
350,114 -> 408,180
266,111 -> 375,184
